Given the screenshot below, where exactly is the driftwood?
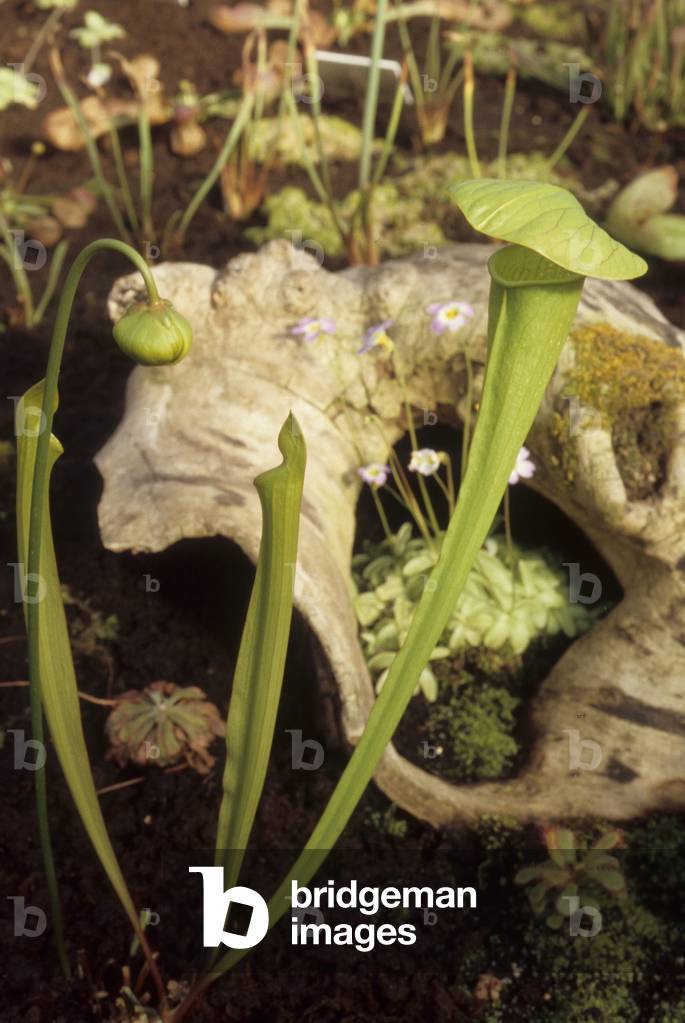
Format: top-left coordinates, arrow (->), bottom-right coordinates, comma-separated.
95,241 -> 685,825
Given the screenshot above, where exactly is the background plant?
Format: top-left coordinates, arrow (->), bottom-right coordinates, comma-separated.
515,825 -> 627,929
353,526 -> 597,702
600,0 -> 685,130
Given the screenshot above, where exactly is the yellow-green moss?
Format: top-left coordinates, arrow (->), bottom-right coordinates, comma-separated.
551,323 -> 685,498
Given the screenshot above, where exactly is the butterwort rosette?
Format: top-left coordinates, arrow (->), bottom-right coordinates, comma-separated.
113,298 -> 192,366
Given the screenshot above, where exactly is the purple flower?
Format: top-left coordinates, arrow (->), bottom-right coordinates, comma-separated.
408,448 -> 441,476
358,463 -> 390,487
358,319 -> 395,354
290,316 -> 336,343
426,300 -> 474,335
509,446 -> 536,485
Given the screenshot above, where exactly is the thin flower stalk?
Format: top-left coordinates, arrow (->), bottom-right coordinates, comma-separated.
544,106 -> 591,173
460,349 -> 474,483
49,49 -> 132,244
463,51 -> 481,178
497,64 -> 517,179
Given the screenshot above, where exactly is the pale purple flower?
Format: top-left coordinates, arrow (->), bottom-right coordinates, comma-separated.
409,448 -> 441,476
358,463 -> 390,487
509,446 -> 536,485
290,316 -> 336,343
426,300 -> 474,335
358,319 -> 394,354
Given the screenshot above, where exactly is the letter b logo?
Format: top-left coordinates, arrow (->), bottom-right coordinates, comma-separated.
189,869 -> 268,949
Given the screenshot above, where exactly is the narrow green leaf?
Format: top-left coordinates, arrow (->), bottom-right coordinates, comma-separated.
451,178 -> 648,280
214,414 -> 306,892
16,383 -> 150,948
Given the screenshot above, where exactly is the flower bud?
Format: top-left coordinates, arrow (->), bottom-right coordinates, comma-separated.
113,299 -> 192,366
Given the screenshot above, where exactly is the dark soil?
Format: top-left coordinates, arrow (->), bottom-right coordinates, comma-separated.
1,2 -> 685,1021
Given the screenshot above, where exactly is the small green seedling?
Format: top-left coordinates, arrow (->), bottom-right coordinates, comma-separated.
515,825 -> 627,929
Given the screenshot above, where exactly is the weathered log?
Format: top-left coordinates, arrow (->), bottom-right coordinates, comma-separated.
96,241 -> 685,825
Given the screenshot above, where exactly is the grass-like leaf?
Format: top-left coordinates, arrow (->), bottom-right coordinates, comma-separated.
16,382 -> 162,995
214,413 -> 306,891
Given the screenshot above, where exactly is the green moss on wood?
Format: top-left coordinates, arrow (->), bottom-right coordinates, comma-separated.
551,323 -> 685,497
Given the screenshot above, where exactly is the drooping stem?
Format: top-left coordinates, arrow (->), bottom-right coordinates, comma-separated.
25,239 -> 162,1002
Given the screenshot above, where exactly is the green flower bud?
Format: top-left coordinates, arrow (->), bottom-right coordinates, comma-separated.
113,299 -> 192,366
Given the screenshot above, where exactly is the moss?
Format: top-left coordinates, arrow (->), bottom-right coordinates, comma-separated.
248,114 -> 376,166
516,2 -> 587,42
365,804 -> 409,839
422,679 -> 519,782
245,185 -> 345,257
245,182 -> 446,260
551,323 -> 685,497
624,815 -> 685,918
649,1001 -> 685,1023
518,902 -> 672,1023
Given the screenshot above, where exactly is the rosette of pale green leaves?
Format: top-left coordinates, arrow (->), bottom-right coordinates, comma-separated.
352,525 -> 596,702
514,826 -> 626,930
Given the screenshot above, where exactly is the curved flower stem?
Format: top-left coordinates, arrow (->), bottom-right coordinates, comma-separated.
394,359 -> 441,539
371,486 -> 394,546
26,239 -> 162,1001
503,485 -> 515,569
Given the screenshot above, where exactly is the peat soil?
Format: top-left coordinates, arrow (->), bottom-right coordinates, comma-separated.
1,1 -> 685,1020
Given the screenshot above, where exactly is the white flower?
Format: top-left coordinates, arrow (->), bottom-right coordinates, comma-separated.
85,62 -> 112,89
509,446 -> 536,485
358,463 -> 390,487
426,300 -> 475,335
409,448 -> 441,476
